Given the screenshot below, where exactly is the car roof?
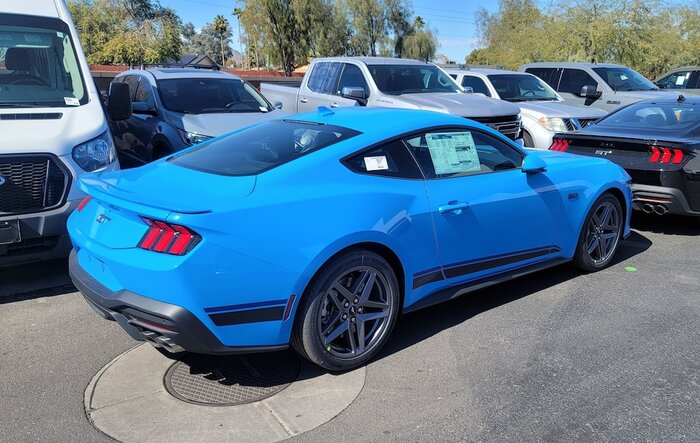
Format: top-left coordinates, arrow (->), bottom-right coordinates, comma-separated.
117,68 -> 241,82
315,57 -> 433,66
521,62 -> 627,69
444,67 -> 527,76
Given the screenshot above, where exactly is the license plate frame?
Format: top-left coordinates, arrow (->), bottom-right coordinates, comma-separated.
0,219 -> 21,245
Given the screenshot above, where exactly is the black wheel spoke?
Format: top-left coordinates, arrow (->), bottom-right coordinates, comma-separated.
358,311 -> 388,322
324,319 -> 349,345
361,299 -> 390,310
358,271 -> 377,304
585,201 -> 620,264
332,282 -> 355,303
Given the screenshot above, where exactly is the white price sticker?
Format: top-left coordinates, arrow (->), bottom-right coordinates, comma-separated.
364,156 -> 389,171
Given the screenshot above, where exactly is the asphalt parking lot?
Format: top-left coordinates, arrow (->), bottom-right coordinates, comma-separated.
1,213 -> 698,442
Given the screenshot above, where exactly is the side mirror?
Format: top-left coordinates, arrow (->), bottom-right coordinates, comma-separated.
654,82 -> 666,89
522,154 -> 547,174
580,84 -> 600,99
106,82 -> 132,121
341,86 -> 367,104
132,101 -> 157,115
272,101 -> 283,110
463,86 -> 474,93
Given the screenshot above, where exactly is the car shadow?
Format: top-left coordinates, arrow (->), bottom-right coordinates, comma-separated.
631,212 -> 699,236
0,258 -> 76,304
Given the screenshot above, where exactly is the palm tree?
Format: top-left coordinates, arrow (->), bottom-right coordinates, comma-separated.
212,14 -> 229,67
232,7 -> 246,69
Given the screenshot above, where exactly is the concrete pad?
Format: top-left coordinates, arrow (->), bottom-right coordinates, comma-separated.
85,344 -> 365,442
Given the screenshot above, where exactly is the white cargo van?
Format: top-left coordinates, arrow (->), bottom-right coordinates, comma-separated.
0,0 -> 129,266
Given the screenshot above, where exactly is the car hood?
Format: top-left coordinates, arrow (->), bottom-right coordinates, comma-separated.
518,101 -> 607,118
389,93 -> 521,118
169,108 -> 287,137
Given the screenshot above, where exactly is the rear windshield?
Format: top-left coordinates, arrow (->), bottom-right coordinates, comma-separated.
170,120 -> 361,176
158,78 -> 271,114
596,102 -> 700,130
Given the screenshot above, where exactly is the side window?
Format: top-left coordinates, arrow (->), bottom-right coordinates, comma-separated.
558,69 -> 597,94
119,75 -> 139,101
307,62 -> 341,94
404,129 -> 523,179
134,77 -> 155,107
344,139 -> 423,179
525,68 -> 557,88
656,71 -> 692,89
461,76 -> 491,96
336,63 -> 369,97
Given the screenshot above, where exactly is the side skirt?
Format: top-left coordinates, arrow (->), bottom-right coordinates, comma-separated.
403,258 -> 571,314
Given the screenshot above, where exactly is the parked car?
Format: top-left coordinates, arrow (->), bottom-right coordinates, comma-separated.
262,57 -> 523,140
68,107 -> 632,371
550,95 -> 700,217
0,0 -> 128,267
445,67 -> 605,149
654,67 -> 700,93
109,67 -> 286,168
520,62 -> 672,113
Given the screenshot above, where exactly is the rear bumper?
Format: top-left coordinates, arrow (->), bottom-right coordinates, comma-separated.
631,184 -> 700,216
0,200 -> 78,267
68,250 -> 288,355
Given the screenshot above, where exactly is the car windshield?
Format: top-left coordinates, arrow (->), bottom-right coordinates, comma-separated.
487,74 -> 559,102
170,120 -> 361,176
0,14 -> 87,108
592,67 -> 658,91
158,78 -> 272,114
368,64 -> 462,95
596,102 -> 700,130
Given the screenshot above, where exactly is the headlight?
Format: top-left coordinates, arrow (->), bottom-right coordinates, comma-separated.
537,116 -> 568,132
72,130 -> 117,172
178,129 -> 213,145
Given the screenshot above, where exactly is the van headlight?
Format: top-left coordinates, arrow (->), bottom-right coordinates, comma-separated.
537,116 -> 568,132
72,130 -> 117,172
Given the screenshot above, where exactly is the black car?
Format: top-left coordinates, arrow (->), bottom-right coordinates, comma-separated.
550,95 -> 700,217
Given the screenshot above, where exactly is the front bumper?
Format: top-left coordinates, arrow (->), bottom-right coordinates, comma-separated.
69,250 -> 288,355
0,200 -> 79,267
631,184 -> 700,216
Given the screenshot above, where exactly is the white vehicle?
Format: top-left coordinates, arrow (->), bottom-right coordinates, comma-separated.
445,67 -> 606,149
0,0 -> 127,266
261,57 -> 523,141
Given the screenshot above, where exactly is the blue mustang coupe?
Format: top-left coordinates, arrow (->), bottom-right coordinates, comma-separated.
68,108 -> 632,371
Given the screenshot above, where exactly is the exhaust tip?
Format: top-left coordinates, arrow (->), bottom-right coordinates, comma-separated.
641,203 -> 654,214
653,204 -> 668,215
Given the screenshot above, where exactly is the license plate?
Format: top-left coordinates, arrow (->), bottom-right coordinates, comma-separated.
0,220 -> 21,245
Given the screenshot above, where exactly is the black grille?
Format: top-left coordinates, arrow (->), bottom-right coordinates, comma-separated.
0,155 -> 69,215
564,119 -> 577,131
0,113 -> 62,121
469,115 -> 521,140
577,118 -> 598,128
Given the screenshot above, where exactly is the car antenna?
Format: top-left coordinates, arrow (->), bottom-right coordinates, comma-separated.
678,94 -> 686,104
317,106 -> 334,116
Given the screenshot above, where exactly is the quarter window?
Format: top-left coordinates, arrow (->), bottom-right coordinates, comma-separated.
558,69 -> 598,94
119,75 -> 138,101
344,140 -> 422,179
134,78 -> 155,107
461,76 -> 491,96
405,129 -> 523,179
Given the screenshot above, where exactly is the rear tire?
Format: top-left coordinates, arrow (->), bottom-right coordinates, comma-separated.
291,250 -> 400,371
573,193 -> 623,272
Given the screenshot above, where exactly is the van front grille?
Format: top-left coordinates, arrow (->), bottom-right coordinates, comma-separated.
0,155 -> 69,216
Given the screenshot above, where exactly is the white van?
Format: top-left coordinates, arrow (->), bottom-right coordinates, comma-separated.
0,0 -> 127,266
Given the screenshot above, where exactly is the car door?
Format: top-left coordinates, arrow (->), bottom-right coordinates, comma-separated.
299,62 -> 341,113
404,128 -> 562,285
557,68 -> 600,108
329,62 -> 370,108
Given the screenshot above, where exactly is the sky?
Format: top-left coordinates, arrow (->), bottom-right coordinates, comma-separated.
159,0 -> 500,63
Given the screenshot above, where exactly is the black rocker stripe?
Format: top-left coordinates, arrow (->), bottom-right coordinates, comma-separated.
412,247 -> 559,289
209,306 -> 285,326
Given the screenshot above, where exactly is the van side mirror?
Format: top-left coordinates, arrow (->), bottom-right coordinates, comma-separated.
106,82 -> 132,121
341,86 -> 367,105
463,86 -> 474,93
580,85 -> 600,99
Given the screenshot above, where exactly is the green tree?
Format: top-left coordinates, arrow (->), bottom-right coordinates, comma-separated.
347,0 -> 385,56
213,15 -> 230,67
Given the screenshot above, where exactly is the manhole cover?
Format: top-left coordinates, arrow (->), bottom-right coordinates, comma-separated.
164,351 -> 300,406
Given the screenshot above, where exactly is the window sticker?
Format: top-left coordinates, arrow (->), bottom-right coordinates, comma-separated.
64,97 -> 80,106
426,132 -> 480,175
364,155 -> 389,171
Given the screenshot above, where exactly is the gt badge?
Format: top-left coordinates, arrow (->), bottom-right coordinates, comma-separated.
96,214 -> 111,224
595,150 -> 613,156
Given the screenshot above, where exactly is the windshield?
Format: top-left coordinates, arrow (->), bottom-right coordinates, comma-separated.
171,120 -> 361,176
158,78 -> 272,114
0,14 -> 87,108
368,64 -> 462,95
596,102 -> 700,130
592,67 -> 658,91
487,74 -> 559,102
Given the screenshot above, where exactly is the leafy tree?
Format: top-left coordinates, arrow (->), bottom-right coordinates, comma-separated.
347,0 -> 386,56
183,22 -> 236,66
213,15 -> 230,67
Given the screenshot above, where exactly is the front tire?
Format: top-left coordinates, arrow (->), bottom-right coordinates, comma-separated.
573,193 -> 623,272
291,250 -> 400,371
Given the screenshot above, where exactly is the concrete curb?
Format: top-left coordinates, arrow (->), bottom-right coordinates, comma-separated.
84,344 -> 365,442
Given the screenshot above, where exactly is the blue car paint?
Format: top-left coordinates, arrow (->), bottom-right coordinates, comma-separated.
68,108 -> 632,350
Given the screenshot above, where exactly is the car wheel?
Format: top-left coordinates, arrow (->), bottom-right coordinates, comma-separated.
292,250 -> 400,371
573,193 -> 623,272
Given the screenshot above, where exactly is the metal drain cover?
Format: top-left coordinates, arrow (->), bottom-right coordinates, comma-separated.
164,351 -> 300,406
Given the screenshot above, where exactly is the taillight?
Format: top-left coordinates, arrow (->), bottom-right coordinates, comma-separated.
76,196 -> 92,212
549,139 -> 570,152
649,146 -> 684,164
138,217 -> 200,255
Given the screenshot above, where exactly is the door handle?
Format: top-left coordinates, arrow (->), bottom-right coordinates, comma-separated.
300,97 -> 308,103
330,102 -> 339,108
438,201 -> 469,215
